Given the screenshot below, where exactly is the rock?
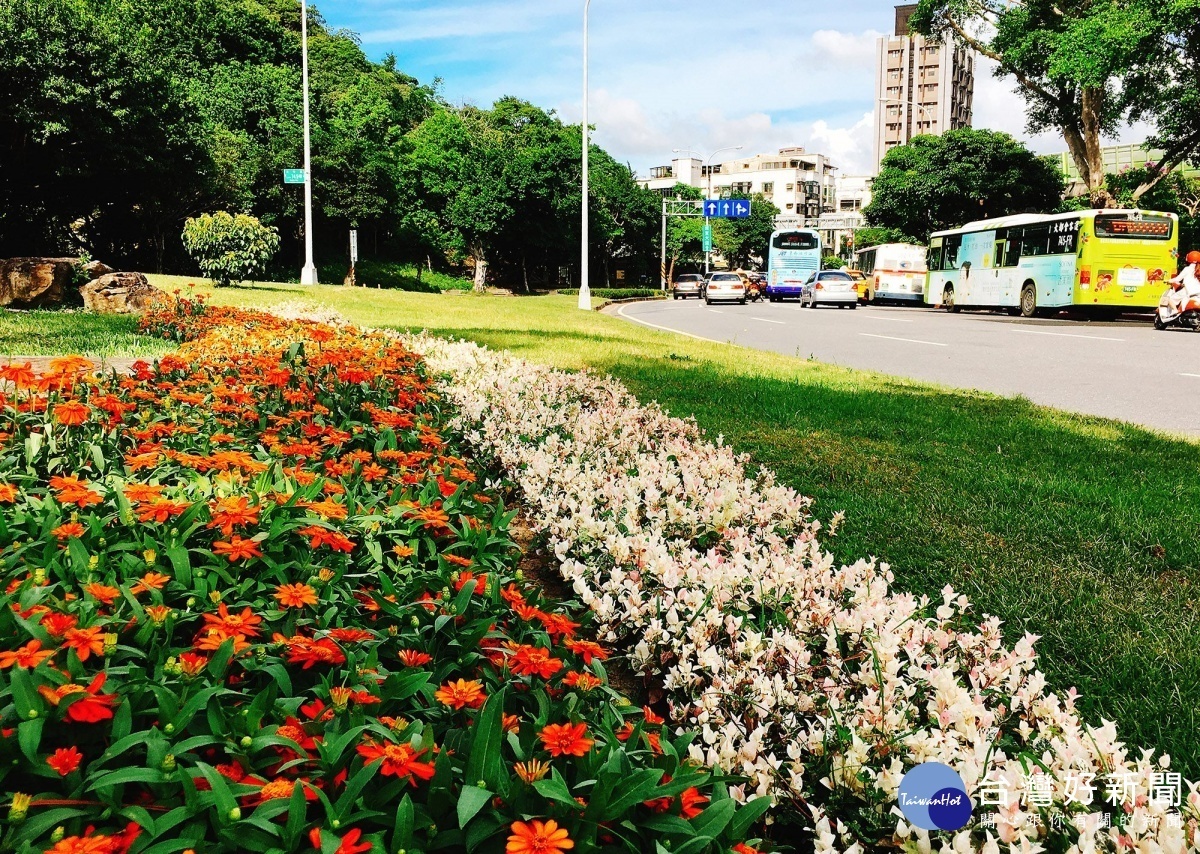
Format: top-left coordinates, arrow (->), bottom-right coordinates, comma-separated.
80,272 -> 167,315
83,259 -> 115,278
0,257 -> 79,308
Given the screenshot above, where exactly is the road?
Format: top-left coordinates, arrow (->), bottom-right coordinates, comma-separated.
615,297 -> 1200,436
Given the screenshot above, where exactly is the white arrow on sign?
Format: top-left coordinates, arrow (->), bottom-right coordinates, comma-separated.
705,201 -> 718,216
735,202 -> 749,215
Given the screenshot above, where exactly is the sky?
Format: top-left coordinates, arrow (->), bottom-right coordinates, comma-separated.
315,0 -> 1149,178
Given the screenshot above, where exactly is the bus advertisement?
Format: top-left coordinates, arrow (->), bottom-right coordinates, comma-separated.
926,209 -> 1179,317
854,242 -> 928,304
766,229 -> 821,301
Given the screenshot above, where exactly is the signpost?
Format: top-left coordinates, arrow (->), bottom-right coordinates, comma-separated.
349,229 -> 358,265
703,199 -> 751,219
702,223 -> 713,252
283,169 -> 306,185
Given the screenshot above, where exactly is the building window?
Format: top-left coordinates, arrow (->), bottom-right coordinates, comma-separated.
786,203 -> 794,209
786,183 -> 794,191
762,182 -> 774,194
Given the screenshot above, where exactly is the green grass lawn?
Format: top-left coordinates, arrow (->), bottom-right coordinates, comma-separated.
12,276 -> 1200,776
0,308 -> 175,359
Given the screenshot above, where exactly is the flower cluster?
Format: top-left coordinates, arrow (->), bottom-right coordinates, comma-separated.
0,305 -> 764,853
409,333 -> 1200,853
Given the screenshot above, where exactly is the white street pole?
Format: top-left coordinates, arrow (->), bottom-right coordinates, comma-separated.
659,197 -> 667,290
578,0 -> 592,310
300,0 -> 318,285
704,145 -> 742,275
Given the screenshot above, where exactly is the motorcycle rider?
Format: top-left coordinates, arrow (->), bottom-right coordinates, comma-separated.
1166,250 -> 1200,318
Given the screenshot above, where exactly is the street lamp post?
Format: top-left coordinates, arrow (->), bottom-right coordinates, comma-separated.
578,0 -> 593,311
299,0 -> 318,285
878,96 -> 935,135
703,145 -> 743,274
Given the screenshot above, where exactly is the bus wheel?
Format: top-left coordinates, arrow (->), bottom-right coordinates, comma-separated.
942,285 -> 958,313
1019,284 -> 1037,318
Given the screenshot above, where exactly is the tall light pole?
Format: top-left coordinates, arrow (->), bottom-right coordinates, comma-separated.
300,0 -> 318,285
878,97 -> 935,134
703,145 -> 743,274
578,0 -> 593,311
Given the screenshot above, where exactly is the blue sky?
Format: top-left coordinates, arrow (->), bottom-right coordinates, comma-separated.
315,0 -> 1141,176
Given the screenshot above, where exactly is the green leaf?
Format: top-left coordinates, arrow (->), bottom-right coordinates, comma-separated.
283,775 -> 310,848
727,796 -> 772,840
464,689 -> 505,792
89,767 -> 168,790
457,785 -> 492,829
166,545 -> 192,587
672,836 -> 717,854
532,769 -> 579,808
17,717 -> 43,763
604,767 -> 664,817
689,798 -> 737,839
8,665 -> 38,718
390,793 -> 415,852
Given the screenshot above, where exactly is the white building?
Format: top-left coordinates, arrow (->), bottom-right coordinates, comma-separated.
873,4 -> 975,172
639,146 -> 838,225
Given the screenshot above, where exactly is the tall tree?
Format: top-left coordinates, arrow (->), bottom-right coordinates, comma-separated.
865,128 -> 1064,242
712,193 -> 780,270
911,0 -> 1159,207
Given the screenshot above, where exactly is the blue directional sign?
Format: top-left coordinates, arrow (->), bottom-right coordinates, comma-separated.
703,199 -> 751,219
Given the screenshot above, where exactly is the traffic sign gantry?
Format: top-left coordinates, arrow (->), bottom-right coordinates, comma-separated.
703,199 -> 751,219
283,169 -> 306,185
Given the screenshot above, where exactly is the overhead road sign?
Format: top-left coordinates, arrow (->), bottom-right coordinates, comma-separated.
703,199 -> 751,219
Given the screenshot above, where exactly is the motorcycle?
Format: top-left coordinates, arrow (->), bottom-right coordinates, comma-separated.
745,276 -> 766,303
1154,285 -> 1200,332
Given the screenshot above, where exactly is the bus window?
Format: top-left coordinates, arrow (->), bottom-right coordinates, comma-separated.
943,235 -> 962,269
1048,218 -> 1081,253
927,246 -> 942,272
999,231 -> 1022,267
1020,225 -> 1050,257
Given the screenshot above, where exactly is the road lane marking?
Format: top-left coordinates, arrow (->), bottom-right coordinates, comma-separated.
750,316 -> 785,324
615,304 -> 726,344
860,333 -> 947,347
1182,373 -> 1200,379
861,314 -> 914,323
1010,328 -> 1124,342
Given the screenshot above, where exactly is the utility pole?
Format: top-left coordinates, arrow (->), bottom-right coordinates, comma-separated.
659,197 -> 668,290
299,0 -> 318,285
578,0 -> 592,310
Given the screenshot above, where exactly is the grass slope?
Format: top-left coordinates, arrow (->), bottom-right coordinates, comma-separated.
15,277 -> 1200,775
0,309 -> 175,358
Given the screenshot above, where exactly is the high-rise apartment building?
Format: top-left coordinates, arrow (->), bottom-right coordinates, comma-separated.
872,4 -> 975,173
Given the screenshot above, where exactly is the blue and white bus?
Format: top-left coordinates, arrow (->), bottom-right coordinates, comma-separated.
766,228 -> 821,301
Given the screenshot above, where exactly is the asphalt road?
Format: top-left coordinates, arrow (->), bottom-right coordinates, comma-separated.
615,297 -> 1200,436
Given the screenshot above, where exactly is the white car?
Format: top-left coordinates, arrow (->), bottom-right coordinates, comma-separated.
705,272 -> 746,305
801,270 -> 858,309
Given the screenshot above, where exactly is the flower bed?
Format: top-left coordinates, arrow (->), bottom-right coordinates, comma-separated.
0,303 -> 766,853
410,333 -> 1200,853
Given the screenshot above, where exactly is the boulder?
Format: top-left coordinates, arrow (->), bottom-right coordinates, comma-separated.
83,259 -> 115,279
80,272 -> 167,315
0,257 -> 79,308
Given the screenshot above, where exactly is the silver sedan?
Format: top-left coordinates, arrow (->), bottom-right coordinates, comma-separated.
801,270 -> 859,309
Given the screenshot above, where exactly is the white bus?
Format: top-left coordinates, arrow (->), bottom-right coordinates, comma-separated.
765,229 -> 821,301
854,243 -> 928,304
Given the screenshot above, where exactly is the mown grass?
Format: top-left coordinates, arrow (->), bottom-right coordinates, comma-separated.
23,276 -> 1200,776
0,309 -> 175,359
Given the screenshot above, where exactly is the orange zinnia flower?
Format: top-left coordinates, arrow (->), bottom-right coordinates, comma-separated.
53,400 -> 90,426
51,521 -> 87,541
297,525 -> 355,553
397,649 -> 432,667
274,583 -> 318,608
565,640 -> 608,664
201,603 -> 262,639
207,495 -> 260,535
0,361 -> 37,390
47,746 -> 83,776
83,583 -> 120,605
45,834 -> 117,854
130,571 -> 171,595
509,645 -> 564,680
563,671 -> 602,691
434,678 -> 486,710
63,626 -> 105,662
212,535 -> 262,562
355,739 -> 435,783
134,498 -> 191,524
679,787 -> 709,819
0,639 -> 55,669
0,483 -> 17,503
538,722 -> 594,757
506,819 -> 574,854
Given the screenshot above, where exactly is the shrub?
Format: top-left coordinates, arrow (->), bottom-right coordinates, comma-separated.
820,254 -> 846,269
181,212 -> 280,287
557,288 -> 665,300
0,305 -> 767,853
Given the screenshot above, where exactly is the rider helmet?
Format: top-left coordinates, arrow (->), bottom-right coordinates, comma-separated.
1187,250 -> 1200,264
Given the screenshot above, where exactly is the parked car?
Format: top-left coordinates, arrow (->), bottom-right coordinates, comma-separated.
705,272 -> 747,305
672,273 -> 704,299
801,270 -> 858,309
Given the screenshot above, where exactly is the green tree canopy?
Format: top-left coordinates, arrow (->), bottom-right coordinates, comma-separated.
864,128 -> 1065,242
911,0 -> 1200,206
